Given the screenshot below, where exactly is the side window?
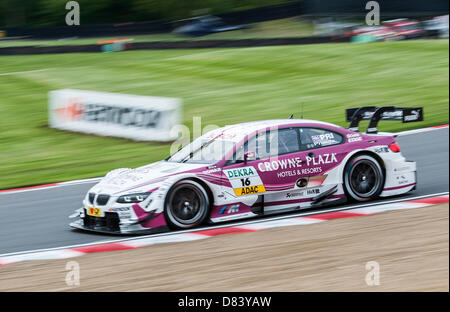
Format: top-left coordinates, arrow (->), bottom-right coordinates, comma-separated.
235,131 -> 270,160
299,128 -> 343,150
269,128 -> 300,155
233,128 -> 300,162
247,131 -> 270,159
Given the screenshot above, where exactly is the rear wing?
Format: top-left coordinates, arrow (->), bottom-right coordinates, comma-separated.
346,106 -> 423,134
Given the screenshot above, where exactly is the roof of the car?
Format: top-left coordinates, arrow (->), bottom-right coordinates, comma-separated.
204,119 -> 343,142
233,118 -> 339,129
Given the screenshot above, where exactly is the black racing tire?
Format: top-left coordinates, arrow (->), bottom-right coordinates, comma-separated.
344,154 -> 384,202
164,180 -> 210,230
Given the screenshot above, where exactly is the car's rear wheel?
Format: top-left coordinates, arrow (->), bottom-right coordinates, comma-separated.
164,180 -> 210,229
344,155 -> 384,202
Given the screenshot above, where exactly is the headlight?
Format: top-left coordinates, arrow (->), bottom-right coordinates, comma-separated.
88,193 -> 95,204
117,193 -> 150,203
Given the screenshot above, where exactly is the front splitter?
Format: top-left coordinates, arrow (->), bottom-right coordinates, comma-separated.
70,220 -> 169,235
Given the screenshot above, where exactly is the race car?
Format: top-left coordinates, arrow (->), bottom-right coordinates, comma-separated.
70,106 -> 422,234
346,26 -> 399,42
172,15 -> 249,37
382,18 -> 425,40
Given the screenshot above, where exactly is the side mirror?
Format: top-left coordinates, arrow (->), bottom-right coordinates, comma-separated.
244,151 -> 256,164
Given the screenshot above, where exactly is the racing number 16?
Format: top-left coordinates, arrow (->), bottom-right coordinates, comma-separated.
240,178 -> 251,186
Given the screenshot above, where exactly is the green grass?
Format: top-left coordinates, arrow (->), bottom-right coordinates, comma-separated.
0,40 -> 448,189
0,18 -> 314,47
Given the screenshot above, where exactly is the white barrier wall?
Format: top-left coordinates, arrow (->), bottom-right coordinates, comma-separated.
49,89 -> 182,142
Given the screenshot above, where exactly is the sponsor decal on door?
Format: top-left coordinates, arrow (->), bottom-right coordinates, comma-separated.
223,166 -> 266,196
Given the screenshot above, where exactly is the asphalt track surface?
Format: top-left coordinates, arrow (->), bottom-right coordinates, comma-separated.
0,128 -> 448,255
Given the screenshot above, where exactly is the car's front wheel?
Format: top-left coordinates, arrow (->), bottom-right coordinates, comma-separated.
344,154 -> 384,202
164,180 -> 210,229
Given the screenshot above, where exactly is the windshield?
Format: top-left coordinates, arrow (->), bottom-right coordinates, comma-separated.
167,134 -> 236,164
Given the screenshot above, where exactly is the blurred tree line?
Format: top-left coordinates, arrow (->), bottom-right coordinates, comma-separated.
0,0 -> 293,27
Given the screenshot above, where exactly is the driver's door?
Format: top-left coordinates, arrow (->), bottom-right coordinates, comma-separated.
221,128 -> 304,207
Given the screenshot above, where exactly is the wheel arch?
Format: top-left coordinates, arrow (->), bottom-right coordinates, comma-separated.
188,177 -> 215,210
342,150 -> 386,200
165,176 -> 215,212
345,150 -> 386,173
163,174 -> 215,205
163,177 -> 213,229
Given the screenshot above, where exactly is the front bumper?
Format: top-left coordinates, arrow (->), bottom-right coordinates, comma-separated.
69,219 -> 167,234
69,208 -> 169,235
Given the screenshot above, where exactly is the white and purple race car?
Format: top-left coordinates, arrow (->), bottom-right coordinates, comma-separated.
70,106 -> 422,234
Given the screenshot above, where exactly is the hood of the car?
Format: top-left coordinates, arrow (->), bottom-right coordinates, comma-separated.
89,161 -> 209,195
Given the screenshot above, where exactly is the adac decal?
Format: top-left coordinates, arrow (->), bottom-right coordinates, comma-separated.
234,184 -> 266,196
223,166 -> 266,196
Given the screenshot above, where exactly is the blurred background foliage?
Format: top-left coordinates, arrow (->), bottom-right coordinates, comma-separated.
0,0 -> 294,27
